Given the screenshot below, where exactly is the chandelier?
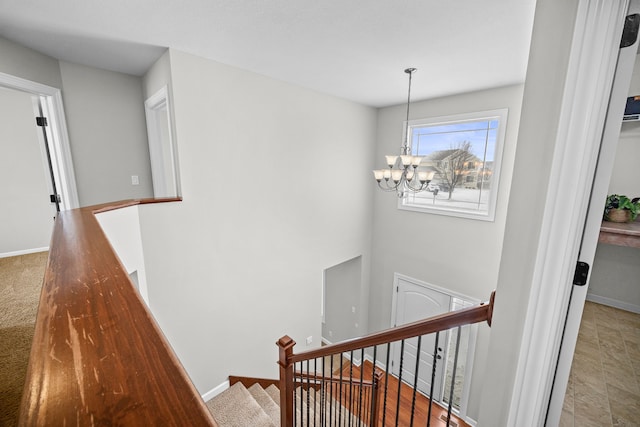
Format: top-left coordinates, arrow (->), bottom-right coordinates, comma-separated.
373,68 -> 435,197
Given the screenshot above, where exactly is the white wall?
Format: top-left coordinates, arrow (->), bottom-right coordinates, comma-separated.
478,0 -> 580,425
369,84 -> 524,421
137,49 -> 377,394
142,50 -> 172,100
0,37 -> 155,210
0,87 -> 55,255
0,37 -> 63,89
59,61 -> 153,206
96,206 -> 149,304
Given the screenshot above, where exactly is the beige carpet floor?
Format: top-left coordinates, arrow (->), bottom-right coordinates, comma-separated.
0,251 -> 47,427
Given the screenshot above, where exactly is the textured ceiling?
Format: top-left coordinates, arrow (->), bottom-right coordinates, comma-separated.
0,0 -> 536,107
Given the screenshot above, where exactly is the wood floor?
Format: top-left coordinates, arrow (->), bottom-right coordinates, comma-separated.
336,359 -> 470,427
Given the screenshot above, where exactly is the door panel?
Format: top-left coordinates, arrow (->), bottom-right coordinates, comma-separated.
392,278 -> 451,400
0,87 -> 56,254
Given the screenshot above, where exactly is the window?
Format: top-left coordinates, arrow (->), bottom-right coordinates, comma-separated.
399,109 -> 508,221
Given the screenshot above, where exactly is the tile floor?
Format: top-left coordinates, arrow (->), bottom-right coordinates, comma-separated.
560,301 -> 640,427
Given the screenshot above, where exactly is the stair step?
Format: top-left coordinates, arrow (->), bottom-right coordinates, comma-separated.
265,384 -> 280,404
206,380 -> 366,427
248,383 -> 280,426
205,382 -> 276,427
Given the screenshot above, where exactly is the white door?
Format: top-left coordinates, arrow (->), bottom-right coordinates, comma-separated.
391,276 -> 451,401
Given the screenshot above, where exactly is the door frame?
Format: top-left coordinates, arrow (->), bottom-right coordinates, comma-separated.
506,1 -> 630,425
390,273 -> 480,421
0,72 -> 79,210
546,1 -> 640,424
144,85 -> 180,198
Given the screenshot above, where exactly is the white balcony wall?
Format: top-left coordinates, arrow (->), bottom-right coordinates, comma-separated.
138,49 -> 377,395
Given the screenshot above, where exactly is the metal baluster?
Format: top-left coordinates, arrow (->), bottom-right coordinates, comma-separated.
358,348 -> 365,426
330,354 -> 334,427
349,350 -> 354,427
382,342 -> 390,427
294,362 -> 298,427
446,327 -> 461,427
395,339 -> 405,427
426,331 -> 440,427
409,335 -> 422,427
307,359 -> 311,427
339,355 -> 344,426
370,345 -> 378,427
320,357 -> 327,427
314,357 -> 317,427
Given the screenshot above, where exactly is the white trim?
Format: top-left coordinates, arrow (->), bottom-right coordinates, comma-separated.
48,91 -> 79,209
0,247 -> 49,258
0,71 -> 79,210
507,1 -> 628,426
321,268 -> 326,324
390,273 -> 481,327
144,86 -> 180,198
201,380 -> 230,402
586,293 -> 640,314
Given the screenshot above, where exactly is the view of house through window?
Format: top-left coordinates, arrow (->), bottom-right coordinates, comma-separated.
401,109 -> 508,221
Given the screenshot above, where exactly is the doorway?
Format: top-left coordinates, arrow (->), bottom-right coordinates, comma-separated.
0,72 -> 78,256
547,4 -> 640,425
391,276 -> 450,402
390,274 -> 479,420
557,51 -> 640,427
0,87 -> 55,255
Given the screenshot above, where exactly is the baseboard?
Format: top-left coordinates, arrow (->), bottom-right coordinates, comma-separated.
586,293 -> 640,314
201,380 -> 229,402
0,247 -> 48,258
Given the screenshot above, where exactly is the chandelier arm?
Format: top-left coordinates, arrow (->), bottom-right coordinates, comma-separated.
404,179 -> 430,193
377,181 -> 401,192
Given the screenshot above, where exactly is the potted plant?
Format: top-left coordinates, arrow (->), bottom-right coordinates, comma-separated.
603,194 -> 639,223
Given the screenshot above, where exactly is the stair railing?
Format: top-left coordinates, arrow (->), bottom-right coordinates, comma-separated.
277,291 -> 495,427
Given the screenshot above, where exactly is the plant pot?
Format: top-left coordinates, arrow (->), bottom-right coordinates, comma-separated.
605,208 -> 631,223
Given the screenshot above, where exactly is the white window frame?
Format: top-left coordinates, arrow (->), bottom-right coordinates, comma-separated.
398,108 -> 508,221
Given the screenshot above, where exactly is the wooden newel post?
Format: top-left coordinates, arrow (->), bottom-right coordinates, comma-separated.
486,290 -> 496,327
277,335 -> 296,427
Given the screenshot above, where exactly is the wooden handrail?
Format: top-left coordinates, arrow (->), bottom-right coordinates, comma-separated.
19,198 -> 217,426
288,291 -> 494,364
277,292 -> 495,427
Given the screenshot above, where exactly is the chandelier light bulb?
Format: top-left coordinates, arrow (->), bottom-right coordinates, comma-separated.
385,155 -> 398,167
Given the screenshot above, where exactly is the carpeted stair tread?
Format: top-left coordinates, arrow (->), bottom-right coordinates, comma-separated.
248,383 -> 280,426
206,382 -> 276,427
265,384 -> 280,404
